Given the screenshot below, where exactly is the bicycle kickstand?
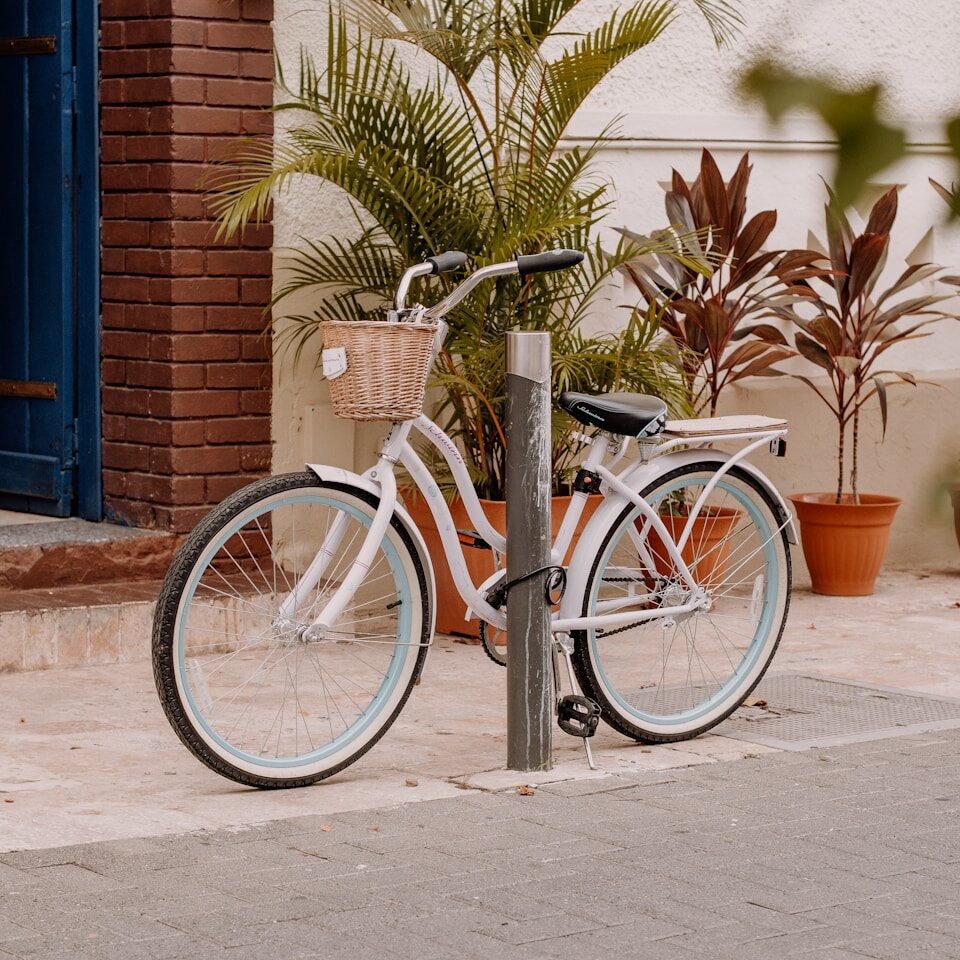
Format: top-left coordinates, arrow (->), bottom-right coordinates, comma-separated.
554,633 -> 600,771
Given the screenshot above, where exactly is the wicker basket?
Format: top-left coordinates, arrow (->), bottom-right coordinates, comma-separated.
320,320 -> 437,422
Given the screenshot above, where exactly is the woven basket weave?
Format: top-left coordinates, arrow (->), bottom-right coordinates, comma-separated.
320,320 -> 436,422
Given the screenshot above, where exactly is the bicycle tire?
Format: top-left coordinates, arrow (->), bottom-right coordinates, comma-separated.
572,462 -> 791,743
152,472 -> 429,788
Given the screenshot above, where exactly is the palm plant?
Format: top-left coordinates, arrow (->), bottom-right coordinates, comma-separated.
618,149 -> 828,416
757,186 -> 958,502
206,0 -> 743,498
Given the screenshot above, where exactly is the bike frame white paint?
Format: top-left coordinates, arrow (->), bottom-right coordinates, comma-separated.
301,416 -> 792,638
294,255 -> 794,640
300,462 -> 438,640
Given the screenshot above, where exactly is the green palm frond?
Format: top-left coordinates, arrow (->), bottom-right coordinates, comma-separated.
208,0 -> 745,497
271,227 -> 402,307
513,2 -> 675,163
689,0 -> 744,46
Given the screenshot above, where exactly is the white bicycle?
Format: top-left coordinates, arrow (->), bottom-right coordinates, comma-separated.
153,250 -> 794,787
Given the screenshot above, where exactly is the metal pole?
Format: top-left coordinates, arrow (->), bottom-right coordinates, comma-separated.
505,331 -> 552,772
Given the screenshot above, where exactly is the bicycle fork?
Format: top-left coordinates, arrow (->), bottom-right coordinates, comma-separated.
277,428 -> 409,639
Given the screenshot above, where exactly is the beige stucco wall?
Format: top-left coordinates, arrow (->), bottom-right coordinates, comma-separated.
270,0 -> 960,568
718,373 -> 960,577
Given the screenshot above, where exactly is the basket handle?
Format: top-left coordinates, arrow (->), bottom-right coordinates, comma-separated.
426,251 -> 468,275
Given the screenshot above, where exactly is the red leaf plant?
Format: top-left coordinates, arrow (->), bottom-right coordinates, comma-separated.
761,185 -> 958,503
619,148 -> 828,417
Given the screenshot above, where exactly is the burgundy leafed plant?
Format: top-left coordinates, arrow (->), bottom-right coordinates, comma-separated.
619,149 -> 828,416
758,185 -> 958,503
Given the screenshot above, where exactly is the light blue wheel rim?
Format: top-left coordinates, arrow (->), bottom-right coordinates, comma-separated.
177,493 -> 414,769
588,477 -> 779,727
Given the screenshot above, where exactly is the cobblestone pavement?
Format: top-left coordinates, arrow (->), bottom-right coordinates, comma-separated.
5,729 -> 960,959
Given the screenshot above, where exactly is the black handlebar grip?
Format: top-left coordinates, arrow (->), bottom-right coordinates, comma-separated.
426,251 -> 468,274
516,249 -> 584,277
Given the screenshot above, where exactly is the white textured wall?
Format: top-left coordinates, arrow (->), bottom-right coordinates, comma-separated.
271,0 -> 960,568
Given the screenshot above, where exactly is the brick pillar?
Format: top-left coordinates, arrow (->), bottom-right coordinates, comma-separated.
99,0 -> 274,533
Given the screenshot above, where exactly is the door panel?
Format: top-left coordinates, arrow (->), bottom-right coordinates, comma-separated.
0,0 -> 75,515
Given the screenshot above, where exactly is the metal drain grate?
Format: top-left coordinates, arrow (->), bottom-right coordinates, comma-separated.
715,674 -> 960,750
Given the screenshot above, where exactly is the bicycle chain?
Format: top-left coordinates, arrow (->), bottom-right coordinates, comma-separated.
478,620 -> 507,667
597,574 -> 672,638
481,576 -> 668,655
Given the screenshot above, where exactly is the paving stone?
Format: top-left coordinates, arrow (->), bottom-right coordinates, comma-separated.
11,731 -> 960,957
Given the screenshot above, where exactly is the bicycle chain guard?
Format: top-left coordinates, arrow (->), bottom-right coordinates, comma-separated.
557,695 -> 600,739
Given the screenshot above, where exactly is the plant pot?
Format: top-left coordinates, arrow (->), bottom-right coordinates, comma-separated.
642,507 -> 742,587
951,484 -> 960,551
403,492 -> 602,638
789,493 -> 901,597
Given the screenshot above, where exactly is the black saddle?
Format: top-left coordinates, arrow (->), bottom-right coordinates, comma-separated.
558,391 -> 667,438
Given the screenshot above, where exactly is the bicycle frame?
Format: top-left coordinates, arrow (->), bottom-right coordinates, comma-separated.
289,412 -> 789,641
287,253 -> 792,644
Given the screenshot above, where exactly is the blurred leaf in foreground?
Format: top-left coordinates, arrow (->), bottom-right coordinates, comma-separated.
741,61 -> 907,209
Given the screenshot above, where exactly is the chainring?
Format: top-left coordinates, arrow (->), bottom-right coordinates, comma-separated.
478,619 -> 507,667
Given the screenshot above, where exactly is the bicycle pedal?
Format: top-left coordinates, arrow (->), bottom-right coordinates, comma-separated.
557,695 -> 600,738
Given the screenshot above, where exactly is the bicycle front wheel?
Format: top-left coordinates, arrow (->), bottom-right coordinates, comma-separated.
573,463 -> 791,742
153,472 -> 429,788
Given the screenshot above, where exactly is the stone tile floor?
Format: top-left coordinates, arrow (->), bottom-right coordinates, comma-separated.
4,731 -> 960,958
1,568 -> 958,852
1,566 -> 959,956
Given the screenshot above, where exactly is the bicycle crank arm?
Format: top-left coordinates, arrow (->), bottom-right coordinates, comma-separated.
555,633 -> 599,771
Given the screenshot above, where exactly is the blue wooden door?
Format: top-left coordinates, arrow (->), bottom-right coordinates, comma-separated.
0,0 -> 76,515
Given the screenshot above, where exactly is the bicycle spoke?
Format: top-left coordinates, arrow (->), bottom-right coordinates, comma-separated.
585,468 -> 786,730
168,483 -> 421,774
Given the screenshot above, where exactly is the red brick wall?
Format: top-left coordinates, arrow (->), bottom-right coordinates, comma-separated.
99,0 -> 274,533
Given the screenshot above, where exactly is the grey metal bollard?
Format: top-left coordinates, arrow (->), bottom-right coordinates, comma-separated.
505,331 -> 552,772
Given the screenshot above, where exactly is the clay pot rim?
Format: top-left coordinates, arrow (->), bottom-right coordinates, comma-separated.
789,493 -> 902,508
659,505 -> 741,517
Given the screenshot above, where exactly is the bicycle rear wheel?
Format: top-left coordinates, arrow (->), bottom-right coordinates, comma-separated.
573,463 -> 791,742
153,472 -> 429,788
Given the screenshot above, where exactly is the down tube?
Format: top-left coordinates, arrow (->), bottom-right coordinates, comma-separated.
398,443 -> 505,630
410,416 -> 506,553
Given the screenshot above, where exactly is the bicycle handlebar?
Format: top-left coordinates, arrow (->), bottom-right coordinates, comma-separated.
425,251 -> 468,275
395,248 -> 584,317
516,249 -> 584,277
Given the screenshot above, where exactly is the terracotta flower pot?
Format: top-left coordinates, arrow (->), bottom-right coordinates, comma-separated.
404,492 -> 602,637
951,484 -> 960,551
643,507 -> 742,587
789,493 -> 901,597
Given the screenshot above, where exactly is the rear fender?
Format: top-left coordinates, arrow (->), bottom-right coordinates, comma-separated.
558,448 -> 795,623
305,464 -> 437,651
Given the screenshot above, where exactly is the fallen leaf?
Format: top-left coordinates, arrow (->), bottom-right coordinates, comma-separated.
808,623 -> 817,630
517,785 -> 535,796
404,778 -> 418,787
319,824 -> 334,832
640,748 -> 652,754
744,698 -> 768,708
3,799 -> 13,804
369,826 -> 381,833
952,601 -> 960,609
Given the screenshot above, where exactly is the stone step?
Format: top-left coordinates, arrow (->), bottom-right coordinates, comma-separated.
0,581 -> 160,672
0,519 -> 177,591
0,578 -> 261,673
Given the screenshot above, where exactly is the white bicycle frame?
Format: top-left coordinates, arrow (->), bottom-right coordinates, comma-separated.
281,256 -> 793,643
284,401 -> 789,642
